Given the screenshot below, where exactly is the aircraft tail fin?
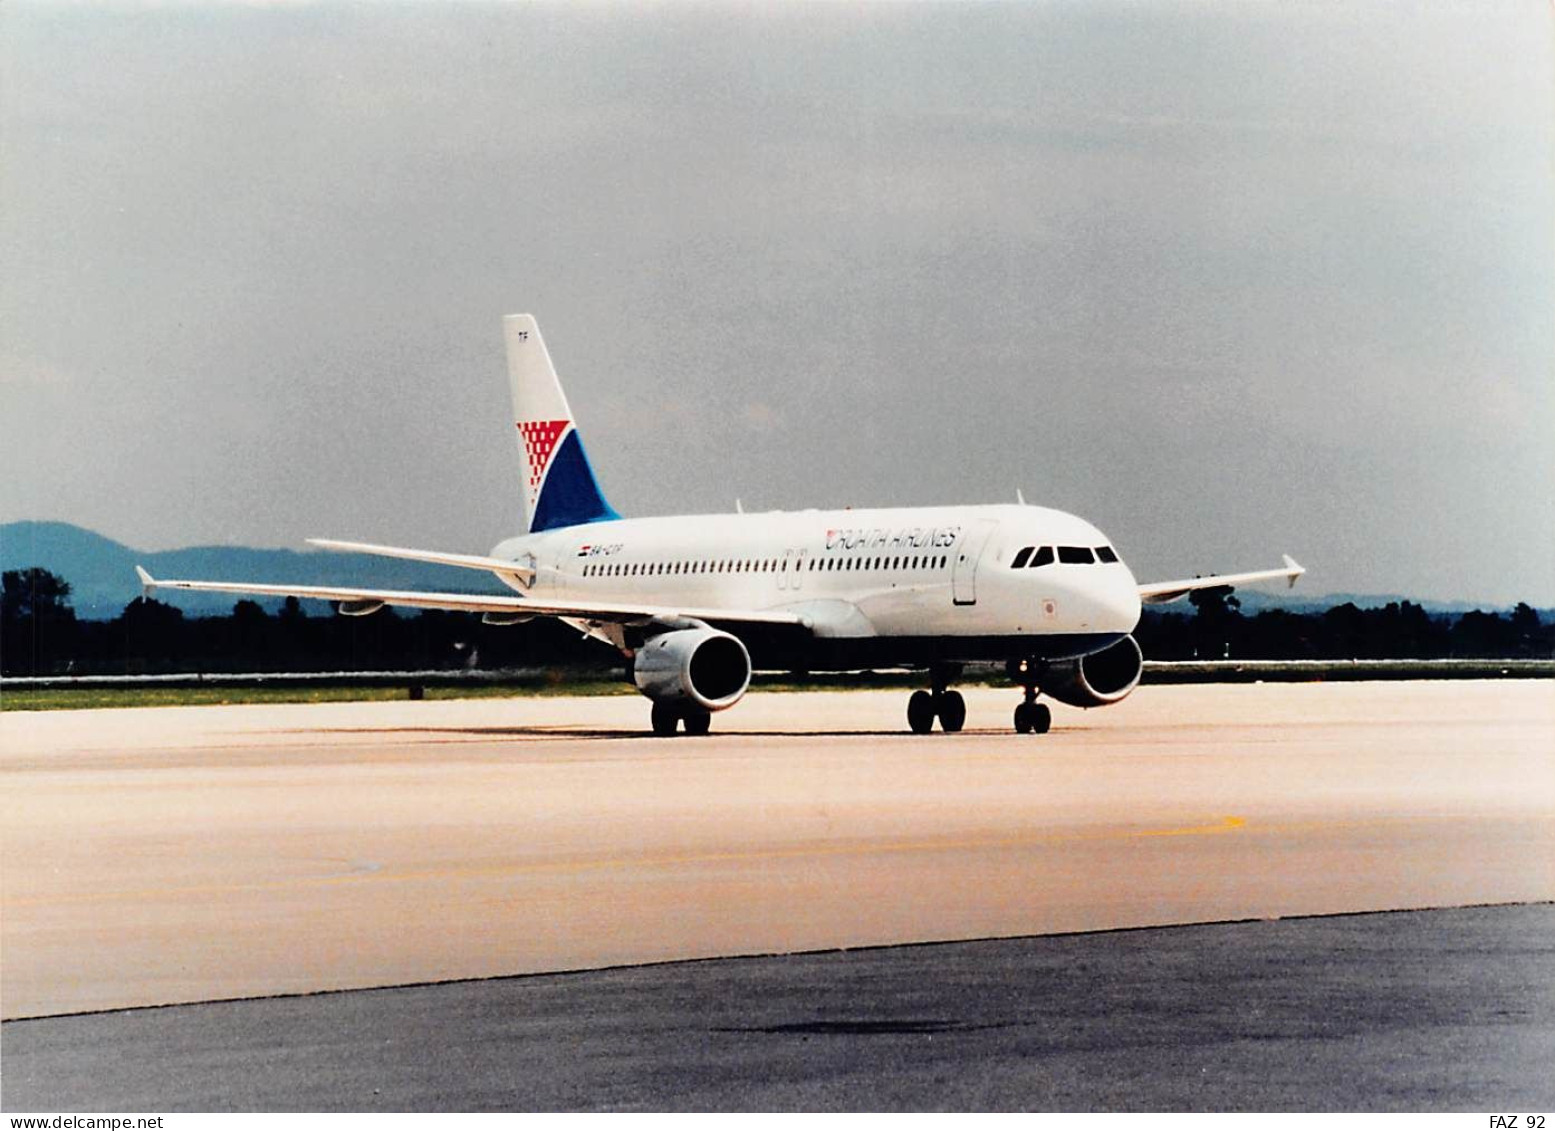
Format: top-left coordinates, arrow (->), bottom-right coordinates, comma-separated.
503,314 -> 621,534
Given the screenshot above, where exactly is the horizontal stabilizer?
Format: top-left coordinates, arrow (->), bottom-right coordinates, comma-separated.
307,539 -> 528,576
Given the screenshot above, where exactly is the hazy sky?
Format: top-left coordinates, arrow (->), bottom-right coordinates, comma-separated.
3,1 -> 1551,604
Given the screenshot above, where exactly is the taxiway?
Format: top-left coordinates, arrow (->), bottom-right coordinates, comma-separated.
3,681 -> 1551,1021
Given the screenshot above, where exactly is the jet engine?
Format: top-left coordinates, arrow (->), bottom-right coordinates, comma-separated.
1038,635 -> 1143,708
632,628 -> 752,712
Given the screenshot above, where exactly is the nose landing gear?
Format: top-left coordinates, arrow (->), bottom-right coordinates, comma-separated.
1010,660 -> 1052,735
1013,695 -> 1051,735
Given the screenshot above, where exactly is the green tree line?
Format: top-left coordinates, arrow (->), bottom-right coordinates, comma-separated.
1,568 -> 1551,678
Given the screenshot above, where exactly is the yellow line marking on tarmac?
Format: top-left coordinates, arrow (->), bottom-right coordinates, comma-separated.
4,816 -> 1249,909
1136,815 -> 1247,837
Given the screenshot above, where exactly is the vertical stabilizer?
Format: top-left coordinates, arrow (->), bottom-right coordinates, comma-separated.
503,314 -> 621,533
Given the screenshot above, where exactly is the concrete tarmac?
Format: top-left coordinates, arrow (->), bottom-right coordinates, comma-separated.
5,905 -> 1552,1111
3,681 -> 1553,1021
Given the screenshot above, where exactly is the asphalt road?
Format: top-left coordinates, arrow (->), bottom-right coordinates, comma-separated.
3,682 -> 1552,1019
5,904 -> 1552,1111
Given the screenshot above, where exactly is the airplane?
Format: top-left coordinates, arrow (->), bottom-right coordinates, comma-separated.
136,313 -> 1305,736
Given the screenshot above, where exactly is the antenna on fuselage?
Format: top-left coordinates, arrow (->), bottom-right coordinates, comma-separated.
1016,488 -> 1027,506
735,498 -> 744,514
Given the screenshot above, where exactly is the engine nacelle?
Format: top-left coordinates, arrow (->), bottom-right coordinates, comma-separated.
632,628 -> 752,712
337,600 -> 385,617
1038,635 -> 1143,708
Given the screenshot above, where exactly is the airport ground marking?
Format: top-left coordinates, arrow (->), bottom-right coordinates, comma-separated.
1134,815 -> 1246,837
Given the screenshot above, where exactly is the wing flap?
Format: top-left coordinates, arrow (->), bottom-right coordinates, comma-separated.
1139,555 -> 1305,605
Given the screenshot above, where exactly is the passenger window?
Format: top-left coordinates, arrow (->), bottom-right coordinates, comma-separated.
1012,547 -> 1034,569
1058,546 -> 1095,564
1030,546 -> 1055,568
1096,546 -> 1118,563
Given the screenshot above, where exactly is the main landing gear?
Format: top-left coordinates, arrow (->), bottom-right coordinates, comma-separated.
1010,660 -> 1051,735
907,666 -> 966,734
650,701 -> 711,737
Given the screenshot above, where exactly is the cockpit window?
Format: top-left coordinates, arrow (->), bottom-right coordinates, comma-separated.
1058,546 -> 1095,564
1029,546 -> 1055,568
1096,546 -> 1118,563
1011,546 -> 1034,569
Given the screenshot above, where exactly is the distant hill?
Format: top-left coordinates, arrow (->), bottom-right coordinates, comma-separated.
1,520 -> 1542,622
0,521 -> 510,619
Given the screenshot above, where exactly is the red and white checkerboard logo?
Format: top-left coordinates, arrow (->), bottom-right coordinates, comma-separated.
517,418 -> 570,508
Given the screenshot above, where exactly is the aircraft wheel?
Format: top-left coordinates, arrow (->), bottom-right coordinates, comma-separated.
938,690 -> 966,733
1014,703 -> 1034,734
683,707 -> 711,736
650,701 -> 679,736
907,690 -> 935,734
1031,703 -> 1052,734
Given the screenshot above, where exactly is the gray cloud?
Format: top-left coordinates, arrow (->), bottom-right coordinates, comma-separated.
2,1 -> 1551,604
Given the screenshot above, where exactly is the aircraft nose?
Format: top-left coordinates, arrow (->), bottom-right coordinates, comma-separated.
1092,569 -> 1142,633
1104,579 -> 1143,632
1048,573 -> 1141,634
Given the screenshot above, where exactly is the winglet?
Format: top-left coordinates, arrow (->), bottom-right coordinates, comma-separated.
1282,555 -> 1305,589
134,565 -> 157,600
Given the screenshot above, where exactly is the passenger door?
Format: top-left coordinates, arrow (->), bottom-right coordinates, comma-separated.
779,547 -> 807,592
951,519 -> 998,606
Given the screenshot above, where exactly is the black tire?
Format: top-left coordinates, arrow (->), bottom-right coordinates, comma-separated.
1014,703 -> 1033,734
683,707 -> 711,736
650,701 -> 679,736
1032,703 -> 1052,734
907,690 -> 935,734
938,689 -> 966,733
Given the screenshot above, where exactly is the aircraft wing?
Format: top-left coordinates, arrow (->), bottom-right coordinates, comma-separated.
1138,555 -> 1305,605
133,566 -> 808,628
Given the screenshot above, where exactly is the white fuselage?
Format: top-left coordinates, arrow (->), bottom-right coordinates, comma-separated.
492,503 -> 1142,668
